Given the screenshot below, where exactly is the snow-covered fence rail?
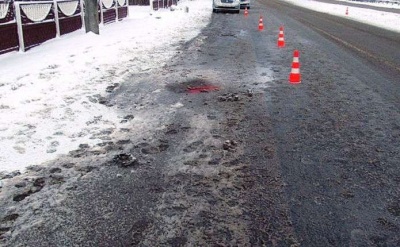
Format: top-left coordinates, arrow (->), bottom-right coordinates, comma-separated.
0,0 -> 128,54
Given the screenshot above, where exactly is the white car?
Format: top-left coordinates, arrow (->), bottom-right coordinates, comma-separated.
240,0 -> 250,9
213,0 -> 241,13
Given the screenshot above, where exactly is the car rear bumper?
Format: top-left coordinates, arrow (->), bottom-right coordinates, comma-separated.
213,0 -> 240,10
239,0 -> 250,8
213,5 -> 240,10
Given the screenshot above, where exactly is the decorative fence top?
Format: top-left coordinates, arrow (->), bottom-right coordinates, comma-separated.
102,0 -> 114,8
58,1 -> 78,16
21,3 -> 52,22
0,2 -> 15,25
0,3 -> 9,19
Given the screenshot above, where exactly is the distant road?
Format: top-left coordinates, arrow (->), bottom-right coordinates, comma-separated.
314,0 -> 400,13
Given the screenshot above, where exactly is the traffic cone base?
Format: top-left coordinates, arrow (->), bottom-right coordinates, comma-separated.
289,73 -> 301,84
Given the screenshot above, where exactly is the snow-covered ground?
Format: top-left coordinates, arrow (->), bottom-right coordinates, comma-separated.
0,0 -> 399,173
281,0 -> 400,33
0,1 -> 213,172
337,0 -> 400,9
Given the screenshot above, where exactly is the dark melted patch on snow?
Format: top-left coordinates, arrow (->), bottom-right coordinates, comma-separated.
166,78 -> 220,94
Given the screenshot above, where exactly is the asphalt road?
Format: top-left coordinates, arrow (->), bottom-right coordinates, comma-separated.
256,0 -> 400,245
2,0 -> 400,246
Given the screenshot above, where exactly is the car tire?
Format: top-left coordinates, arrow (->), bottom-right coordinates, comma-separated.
236,10 -> 240,14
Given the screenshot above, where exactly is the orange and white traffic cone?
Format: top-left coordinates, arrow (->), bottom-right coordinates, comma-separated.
289,50 -> 301,84
244,7 -> 248,17
277,26 -> 285,48
258,16 -> 264,31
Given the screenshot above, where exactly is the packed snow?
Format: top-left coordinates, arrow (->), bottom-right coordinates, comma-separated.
281,0 -> 400,33
0,0 -> 399,173
337,0 -> 400,9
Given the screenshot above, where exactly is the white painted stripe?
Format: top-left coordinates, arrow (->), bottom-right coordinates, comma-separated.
293,57 -> 299,62
291,68 -> 300,73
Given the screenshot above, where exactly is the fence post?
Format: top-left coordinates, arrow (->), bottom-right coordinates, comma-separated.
80,0 -> 85,29
100,0 -> 104,25
14,2 -> 25,52
53,0 -> 60,37
84,0 -> 100,33
126,0 -> 129,17
115,0 -> 118,22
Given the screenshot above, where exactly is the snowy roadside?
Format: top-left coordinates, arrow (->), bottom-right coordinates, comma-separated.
0,1 -> 212,173
336,0 -> 400,9
280,0 -> 400,33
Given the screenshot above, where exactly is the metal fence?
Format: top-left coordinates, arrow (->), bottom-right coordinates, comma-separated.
0,0 -> 128,54
152,0 -> 177,10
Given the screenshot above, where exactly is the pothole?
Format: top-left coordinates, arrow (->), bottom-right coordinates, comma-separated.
166,78 -> 220,94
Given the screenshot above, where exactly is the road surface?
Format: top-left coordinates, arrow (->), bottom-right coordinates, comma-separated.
1,0 -> 400,246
